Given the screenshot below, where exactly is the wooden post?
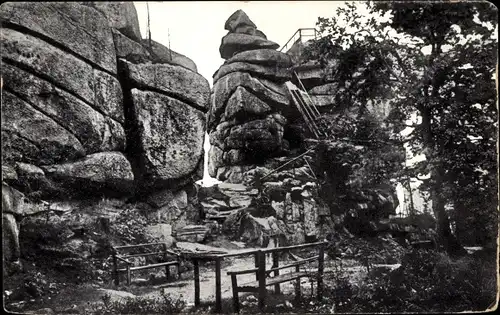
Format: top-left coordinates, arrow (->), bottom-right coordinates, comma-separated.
254,252 -> 259,281
194,259 -> 200,307
112,254 -> 119,285
272,251 -> 280,294
257,251 -> 267,311
215,257 -> 222,313
317,244 -> 324,302
163,243 -> 171,280
165,265 -> 171,280
126,264 -> 131,286
295,265 -> 301,305
230,274 -> 240,313
177,258 -> 182,280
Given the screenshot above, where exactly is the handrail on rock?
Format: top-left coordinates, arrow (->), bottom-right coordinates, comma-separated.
279,28 -> 319,53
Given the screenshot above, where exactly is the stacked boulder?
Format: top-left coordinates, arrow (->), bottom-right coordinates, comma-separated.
208,10 -> 294,183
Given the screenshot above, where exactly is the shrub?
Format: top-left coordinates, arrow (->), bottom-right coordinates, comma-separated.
109,207 -> 152,245
350,249 -> 497,312
88,291 -> 186,314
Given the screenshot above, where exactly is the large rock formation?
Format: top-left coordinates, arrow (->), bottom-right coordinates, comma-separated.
1,2 -> 209,269
1,2 -> 128,194
1,2 -> 208,195
203,10 -> 401,244
208,11 -> 295,183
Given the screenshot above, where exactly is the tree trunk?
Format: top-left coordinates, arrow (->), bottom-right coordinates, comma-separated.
420,105 -> 464,255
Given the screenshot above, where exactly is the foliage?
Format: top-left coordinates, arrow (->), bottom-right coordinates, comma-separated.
109,206 -> 153,245
88,291 -> 186,315
304,1 -> 498,248
349,249 -> 497,312
3,270 -> 61,304
318,113 -> 405,189
327,231 -> 405,265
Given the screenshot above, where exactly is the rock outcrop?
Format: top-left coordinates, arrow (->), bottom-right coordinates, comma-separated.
1,1 -> 208,195
1,2 -> 127,195
208,11 -> 295,182
1,2 -> 209,269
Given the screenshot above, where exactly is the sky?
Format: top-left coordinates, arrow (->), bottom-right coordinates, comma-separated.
134,1 -> 344,85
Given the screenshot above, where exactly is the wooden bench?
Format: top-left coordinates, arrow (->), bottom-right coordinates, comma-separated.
227,241 -> 327,312
112,242 -> 182,286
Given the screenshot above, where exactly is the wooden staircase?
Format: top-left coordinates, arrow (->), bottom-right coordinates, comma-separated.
285,71 -> 327,139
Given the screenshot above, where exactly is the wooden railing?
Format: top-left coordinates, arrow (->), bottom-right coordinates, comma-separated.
183,241 -> 328,313
227,241 -> 327,312
112,243 -> 181,285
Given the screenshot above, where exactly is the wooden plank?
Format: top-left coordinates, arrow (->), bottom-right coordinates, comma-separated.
257,251 -> 266,311
207,248 -> 259,259
294,265 -> 301,304
215,257 -> 222,313
295,91 -> 323,137
121,251 -> 169,259
117,261 -> 179,272
290,89 -> 319,138
317,245 -> 324,301
260,147 -> 316,181
261,241 -> 328,254
115,242 -> 166,250
265,256 -> 319,273
294,90 -> 320,129
227,268 -> 258,276
165,265 -> 171,280
254,252 -> 259,281
272,252 -> 280,294
112,255 -> 119,285
231,274 -> 240,313
241,272 -> 309,288
126,264 -> 131,286
267,272 -> 308,286
193,259 -> 200,307
164,243 -> 170,280
289,88 -> 317,137
294,71 -> 321,117
115,256 -> 132,264
303,158 -> 318,180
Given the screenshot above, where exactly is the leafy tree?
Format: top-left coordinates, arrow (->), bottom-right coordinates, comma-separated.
304,1 -> 498,251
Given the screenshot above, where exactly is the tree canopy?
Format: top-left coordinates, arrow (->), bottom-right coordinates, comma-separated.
304,1 -> 498,249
